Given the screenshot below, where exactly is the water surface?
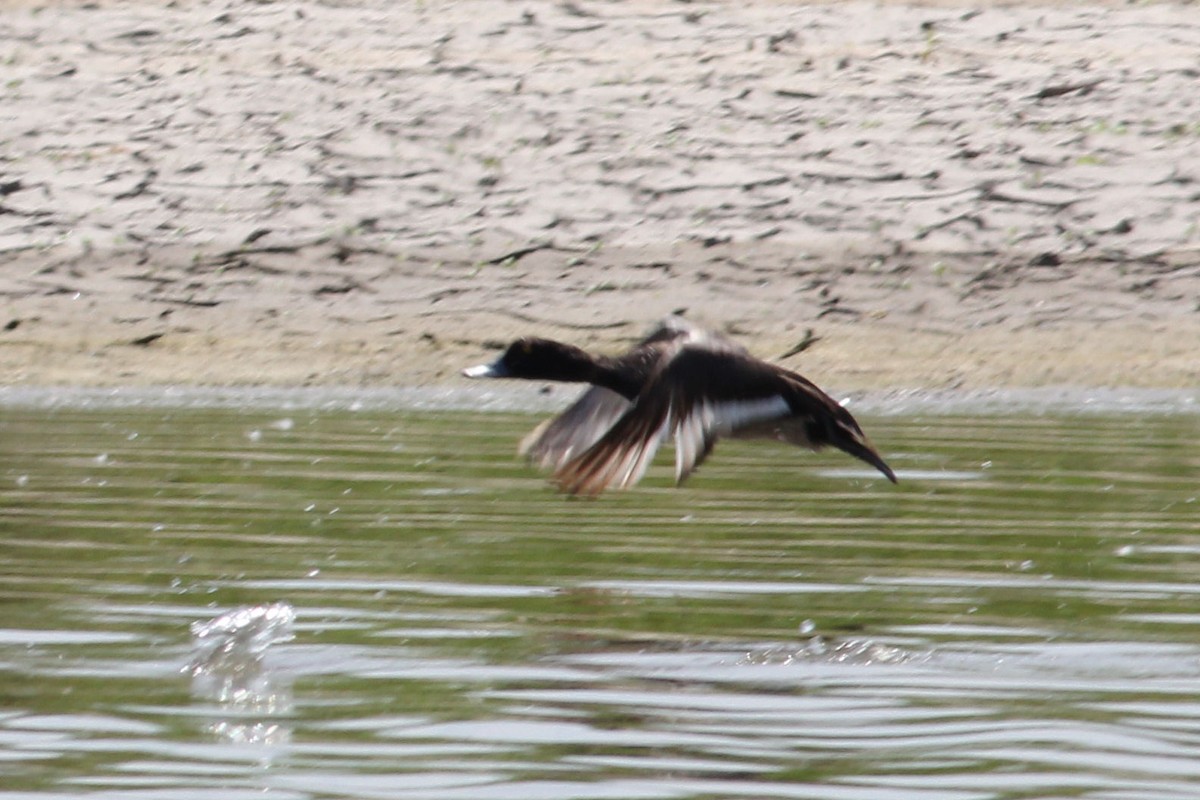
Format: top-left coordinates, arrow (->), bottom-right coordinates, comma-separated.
1,399 -> 1198,799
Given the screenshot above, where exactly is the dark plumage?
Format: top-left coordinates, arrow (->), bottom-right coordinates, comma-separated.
465,317 -> 728,472
463,317 -> 896,495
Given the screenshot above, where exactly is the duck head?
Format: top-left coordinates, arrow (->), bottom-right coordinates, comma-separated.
463,338 -> 598,382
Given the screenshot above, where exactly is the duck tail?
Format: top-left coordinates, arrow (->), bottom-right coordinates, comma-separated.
823,419 -> 898,484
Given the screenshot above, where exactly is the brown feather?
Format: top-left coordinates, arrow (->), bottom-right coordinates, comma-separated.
555,345 -> 896,494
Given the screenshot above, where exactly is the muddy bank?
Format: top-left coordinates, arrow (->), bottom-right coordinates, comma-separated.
1,0 -> 1197,390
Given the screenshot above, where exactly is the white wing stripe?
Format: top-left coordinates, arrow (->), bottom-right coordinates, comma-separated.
710,396 -> 790,434
627,416 -> 670,488
673,403 -> 716,483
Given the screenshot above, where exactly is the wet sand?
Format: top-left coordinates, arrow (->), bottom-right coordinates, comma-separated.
2,0 -> 1198,391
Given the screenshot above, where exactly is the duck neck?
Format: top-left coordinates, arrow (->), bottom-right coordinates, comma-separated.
531,341 -> 646,399
587,355 -> 645,401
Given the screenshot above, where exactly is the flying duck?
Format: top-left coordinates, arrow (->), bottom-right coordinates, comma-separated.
463,317 -> 896,495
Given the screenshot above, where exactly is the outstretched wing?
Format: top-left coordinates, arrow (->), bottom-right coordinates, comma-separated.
552,387 -> 675,496
519,386 -> 631,472
553,347 -> 896,495
554,348 -> 796,495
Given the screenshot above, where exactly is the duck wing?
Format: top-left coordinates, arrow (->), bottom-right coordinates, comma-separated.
519,385 -> 631,471
554,347 -> 896,495
714,360 -> 897,484
554,348 -> 796,495
552,384 -> 675,496
643,315 -> 750,356
765,369 -> 897,485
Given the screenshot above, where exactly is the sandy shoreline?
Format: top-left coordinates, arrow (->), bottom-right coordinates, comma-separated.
1,0 -> 1198,392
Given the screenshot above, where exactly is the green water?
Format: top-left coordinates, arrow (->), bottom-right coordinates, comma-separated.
1,402 -> 1198,799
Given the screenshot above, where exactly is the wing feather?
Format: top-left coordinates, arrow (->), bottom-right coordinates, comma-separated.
555,396 -> 672,496
519,386 -> 631,471
673,400 -> 711,483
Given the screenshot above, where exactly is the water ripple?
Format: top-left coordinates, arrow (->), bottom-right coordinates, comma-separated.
1,406 -> 1198,799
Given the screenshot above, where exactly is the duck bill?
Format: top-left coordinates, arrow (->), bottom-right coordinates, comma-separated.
462,358 -> 509,379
